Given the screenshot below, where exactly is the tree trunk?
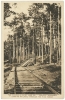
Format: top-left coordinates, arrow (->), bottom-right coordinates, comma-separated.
18,45 -> 21,64
28,38 -> 29,59
53,26 -> 56,49
20,38 -> 22,63
16,36 -> 18,63
41,26 -> 44,63
58,6 -> 60,64
34,29 -> 36,64
23,40 -> 25,60
37,48 -> 38,56
13,39 -> 15,61
32,29 -> 36,64
9,49 -> 11,63
39,38 -> 41,57
45,44 -> 46,55
42,40 -> 43,63
32,31 -> 34,59
50,11 -> 52,64
26,48 -> 27,59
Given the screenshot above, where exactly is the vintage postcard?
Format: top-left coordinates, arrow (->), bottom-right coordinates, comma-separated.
1,1 -> 64,99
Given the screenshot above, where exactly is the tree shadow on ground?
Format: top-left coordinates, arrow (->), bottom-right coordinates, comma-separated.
44,65 -> 61,72
50,73 -> 61,94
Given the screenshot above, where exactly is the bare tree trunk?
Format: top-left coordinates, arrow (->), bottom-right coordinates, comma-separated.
13,39 -> 15,61
32,29 -> 36,64
26,48 -> 27,59
37,48 -> 38,56
42,38 -> 43,63
34,29 -> 36,64
16,36 -> 18,63
20,38 -> 22,63
53,26 -> 56,49
19,47 -> 20,64
39,38 -> 41,57
28,38 -> 29,59
50,11 -> 52,64
57,49 -> 58,64
58,6 -> 60,64
41,26 -> 44,63
32,31 -> 34,59
23,40 -> 25,60
45,44 -> 47,55
54,38 -> 56,49
9,49 -> 11,63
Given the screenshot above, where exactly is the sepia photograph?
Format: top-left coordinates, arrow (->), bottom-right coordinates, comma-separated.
1,1 -> 64,99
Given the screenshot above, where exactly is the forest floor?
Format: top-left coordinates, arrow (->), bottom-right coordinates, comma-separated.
26,63 -> 61,93
4,59 -> 61,94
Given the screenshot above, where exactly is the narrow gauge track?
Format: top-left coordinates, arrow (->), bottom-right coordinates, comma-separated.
4,64 -> 59,94
5,61 -> 58,94
14,66 -> 59,94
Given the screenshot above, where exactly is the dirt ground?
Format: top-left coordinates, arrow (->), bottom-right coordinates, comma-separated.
26,63 -> 61,93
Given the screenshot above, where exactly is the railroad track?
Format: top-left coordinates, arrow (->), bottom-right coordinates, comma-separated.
14,66 -> 59,94
4,64 -> 59,94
